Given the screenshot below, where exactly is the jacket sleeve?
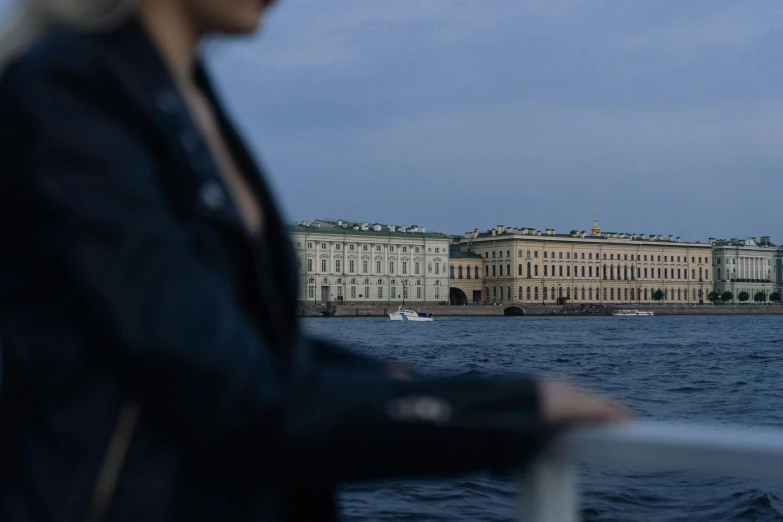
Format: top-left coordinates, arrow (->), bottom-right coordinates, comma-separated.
0,62 -> 545,482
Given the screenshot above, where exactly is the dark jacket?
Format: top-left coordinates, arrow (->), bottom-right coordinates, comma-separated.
0,18 -> 544,522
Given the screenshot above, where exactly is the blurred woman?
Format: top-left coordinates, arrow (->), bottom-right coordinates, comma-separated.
0,1 -> 629,521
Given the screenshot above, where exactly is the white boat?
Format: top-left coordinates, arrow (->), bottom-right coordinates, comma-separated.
611,309 -> 655,317
389,307 -> 433,321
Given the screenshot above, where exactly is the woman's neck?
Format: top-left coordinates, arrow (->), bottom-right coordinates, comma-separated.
137,0 -> 200,86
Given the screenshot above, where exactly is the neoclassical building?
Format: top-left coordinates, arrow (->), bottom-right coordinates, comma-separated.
448,244 -> 484,304
291,220 -> 450,305
710,236 -> 778,302
454,219 -> 713,305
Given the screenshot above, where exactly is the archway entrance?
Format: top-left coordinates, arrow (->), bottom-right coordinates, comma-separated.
504,306 -> 525,316
450,287 -> 469,305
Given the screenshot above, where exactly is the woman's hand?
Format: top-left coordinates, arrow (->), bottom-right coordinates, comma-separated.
539,378 -> 632,428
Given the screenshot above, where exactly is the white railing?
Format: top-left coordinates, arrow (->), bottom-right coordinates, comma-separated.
518,421 -> 783,522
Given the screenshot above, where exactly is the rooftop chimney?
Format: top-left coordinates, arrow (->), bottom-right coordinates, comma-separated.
498,225 -> 505,234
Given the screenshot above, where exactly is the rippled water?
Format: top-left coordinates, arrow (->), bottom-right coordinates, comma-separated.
304,315 -> 783,521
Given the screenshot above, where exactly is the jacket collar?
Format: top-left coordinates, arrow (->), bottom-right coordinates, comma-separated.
92,17 -> 300,336
92,16 -> 285,238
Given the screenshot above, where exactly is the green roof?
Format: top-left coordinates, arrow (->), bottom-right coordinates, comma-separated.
289,223 -> 450,240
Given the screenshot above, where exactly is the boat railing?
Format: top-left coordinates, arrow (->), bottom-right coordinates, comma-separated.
517,421 -> 783,521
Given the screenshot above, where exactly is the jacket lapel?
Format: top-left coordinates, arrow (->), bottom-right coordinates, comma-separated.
94,18 -> 248,236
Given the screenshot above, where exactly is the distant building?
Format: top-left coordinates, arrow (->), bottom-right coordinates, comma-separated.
454,219 -> 712,304
710,236 -> 778,303
290,219 -> 450,305
448,244 -> 484,304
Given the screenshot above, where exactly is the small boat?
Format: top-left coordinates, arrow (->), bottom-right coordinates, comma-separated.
611,309 -> 654,317
389,307 -> 433,321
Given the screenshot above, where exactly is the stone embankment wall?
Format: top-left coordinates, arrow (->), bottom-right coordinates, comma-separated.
299,303 -> 783,318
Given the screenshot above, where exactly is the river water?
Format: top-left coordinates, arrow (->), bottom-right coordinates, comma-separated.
303,315 -> 783,521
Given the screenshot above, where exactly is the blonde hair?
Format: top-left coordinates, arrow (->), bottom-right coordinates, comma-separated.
0,0 -> 132,73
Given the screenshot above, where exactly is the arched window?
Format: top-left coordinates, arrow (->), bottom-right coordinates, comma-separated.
450,265 -> 455,279
474,267 -> 479,279
518,286 -> 523,300
527,287 -> 531,300
458,266 -> 463,279
527,262 -> 531,278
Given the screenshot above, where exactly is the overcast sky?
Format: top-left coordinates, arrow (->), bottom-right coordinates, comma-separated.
216,1 -> 777,241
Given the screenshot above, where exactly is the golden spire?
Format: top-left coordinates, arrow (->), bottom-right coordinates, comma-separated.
591,215 -> 601,235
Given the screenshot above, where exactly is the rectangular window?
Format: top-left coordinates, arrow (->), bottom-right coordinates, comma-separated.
506,264 -> 510,276
417,288 -> 422,299
415,262 -> 420,275
544,266 -> 548,276
364,286 -> 369,298
402,262 -> 407,274
559,266 -> 563,277
519,264 -> 522,276
435,263 -> 440,275
644,268 -> 647,278
336,259 -> 341,272
588,266 -> 592,277
308,286 -> 314,298
307,259 -> 313,272
692,269 -> 695,279
567,266 -> 571,277
390,261 -> 395,274
362,261 -> 368,273
307,242 -> 313,249
349,260 -> 355,273
321,243 -> 327,249
493,265 -> 497,277
534,265 -> 539,276
705,270 -> 709,279
351,286 -> 356,298
378,287 -> 383,299
376,260 -> 382,273
391,287 -> 396,298
321,259 -> 327,272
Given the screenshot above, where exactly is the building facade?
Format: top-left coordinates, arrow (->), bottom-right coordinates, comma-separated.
448,244 -> 484,304
710,236 -> 778,303
291,220 -> 450,305
454,220 -> 713,305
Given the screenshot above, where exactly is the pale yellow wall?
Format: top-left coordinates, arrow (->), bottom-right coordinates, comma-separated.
461,234 -> 712,304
